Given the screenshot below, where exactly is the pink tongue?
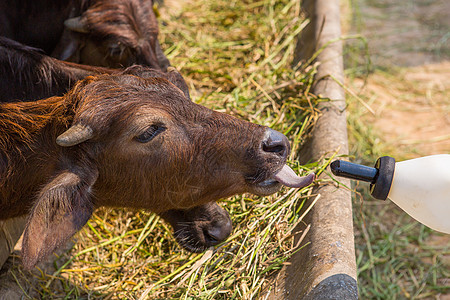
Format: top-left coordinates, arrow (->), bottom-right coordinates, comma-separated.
273,165 -> 315,188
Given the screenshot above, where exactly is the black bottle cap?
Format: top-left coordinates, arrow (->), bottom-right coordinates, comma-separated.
330,156 -> 396,200
370,156 -> 395,200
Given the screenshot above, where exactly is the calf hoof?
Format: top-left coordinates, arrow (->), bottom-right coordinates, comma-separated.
160,202 -> 232,252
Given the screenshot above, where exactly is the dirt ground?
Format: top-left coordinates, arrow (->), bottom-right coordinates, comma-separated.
352,62 -> 449,156
352,0 -> 449,156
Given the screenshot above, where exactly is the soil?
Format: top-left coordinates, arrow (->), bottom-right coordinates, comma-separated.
352,62 -> 449,155
352,0 -> 449,156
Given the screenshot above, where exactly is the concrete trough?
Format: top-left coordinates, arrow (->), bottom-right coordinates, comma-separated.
268,0 -> 358,298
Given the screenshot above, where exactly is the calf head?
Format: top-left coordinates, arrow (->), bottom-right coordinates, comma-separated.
22,68 -> 314,268
54,0 -> 170,70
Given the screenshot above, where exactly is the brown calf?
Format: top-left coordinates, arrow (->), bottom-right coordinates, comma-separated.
0,69 -> 314,268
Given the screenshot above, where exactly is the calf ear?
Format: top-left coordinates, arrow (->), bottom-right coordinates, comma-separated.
166,67 -> 191,100
64,17 -> 89,34
22,169 -> 97,269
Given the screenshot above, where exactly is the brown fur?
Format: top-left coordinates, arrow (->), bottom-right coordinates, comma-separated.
0,69 -> 288,268
0,36 -> 114,102
63,0 -> 168,69
0,0 -> 169,69
0,37 -> 188,102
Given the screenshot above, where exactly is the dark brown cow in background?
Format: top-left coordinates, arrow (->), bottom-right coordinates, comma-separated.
54,0 -> 170,69
0,0 -> 169,69
0,68 -> 314,268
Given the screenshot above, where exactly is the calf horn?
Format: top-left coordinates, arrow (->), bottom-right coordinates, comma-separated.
56,124 -> 93,147
64,17 -> 89,34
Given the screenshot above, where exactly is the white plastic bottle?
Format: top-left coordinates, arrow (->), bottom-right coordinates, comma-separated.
387,155 -> 450,234
331,154 -> 450,234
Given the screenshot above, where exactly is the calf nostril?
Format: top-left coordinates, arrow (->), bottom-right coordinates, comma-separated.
204,227 -> 224,246
262,143 -> 285,154
204,229 -> 219,245
204,219 -> 232,246
262,129 -> 290,158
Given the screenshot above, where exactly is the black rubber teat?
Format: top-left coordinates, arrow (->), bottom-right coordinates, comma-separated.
329,160 -> 378,183
330,156 -> 396,200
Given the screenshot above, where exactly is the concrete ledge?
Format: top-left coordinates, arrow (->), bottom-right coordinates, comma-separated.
268,0 -> 358,298
303,274 -> 358,300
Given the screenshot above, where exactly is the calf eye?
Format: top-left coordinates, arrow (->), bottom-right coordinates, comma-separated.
135,125 -> 166,143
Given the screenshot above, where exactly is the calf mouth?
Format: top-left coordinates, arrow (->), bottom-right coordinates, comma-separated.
249,164 -> 315,196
